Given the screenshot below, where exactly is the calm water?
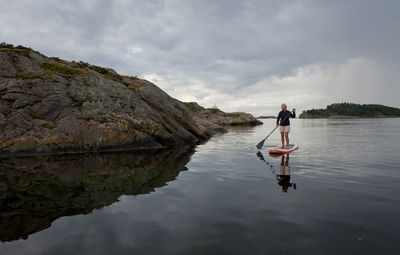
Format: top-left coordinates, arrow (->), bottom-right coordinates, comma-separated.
1,119 -> 400,254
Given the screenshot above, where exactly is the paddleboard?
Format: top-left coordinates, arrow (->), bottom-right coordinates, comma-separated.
269,144 -> 298,154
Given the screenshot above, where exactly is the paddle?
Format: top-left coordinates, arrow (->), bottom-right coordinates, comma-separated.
256,111 -> 291,150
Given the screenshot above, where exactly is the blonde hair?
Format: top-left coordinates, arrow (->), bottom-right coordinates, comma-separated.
281,103 -> 287,108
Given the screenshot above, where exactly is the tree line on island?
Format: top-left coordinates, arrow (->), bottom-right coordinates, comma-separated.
299,103 -> 400,118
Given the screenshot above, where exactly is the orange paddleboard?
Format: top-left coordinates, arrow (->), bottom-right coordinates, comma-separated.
269,144 -> 299,154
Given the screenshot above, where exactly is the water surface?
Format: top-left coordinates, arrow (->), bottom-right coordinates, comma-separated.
1,118 -> 399,254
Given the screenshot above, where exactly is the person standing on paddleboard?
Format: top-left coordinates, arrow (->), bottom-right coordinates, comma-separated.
276,104 -> 296,148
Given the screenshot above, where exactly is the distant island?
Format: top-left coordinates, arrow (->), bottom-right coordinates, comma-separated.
256,115 -> 276,119
299,103 -> 400,119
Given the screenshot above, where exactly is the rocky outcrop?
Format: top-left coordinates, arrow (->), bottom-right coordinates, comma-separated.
183,102 -> 262,126
0,46 -> 231,157
0,147 -> 193,241
256,115 -> 276,119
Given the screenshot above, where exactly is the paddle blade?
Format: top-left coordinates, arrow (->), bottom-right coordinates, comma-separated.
256,139 -> 266,150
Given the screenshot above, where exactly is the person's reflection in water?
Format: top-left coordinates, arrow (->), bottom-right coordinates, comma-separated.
276,154 -> 297,193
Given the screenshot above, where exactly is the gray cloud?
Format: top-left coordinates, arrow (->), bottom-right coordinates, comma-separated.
1,0 -> 399,115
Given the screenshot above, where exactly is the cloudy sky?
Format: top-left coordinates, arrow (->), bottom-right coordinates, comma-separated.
1,0 -> 399,115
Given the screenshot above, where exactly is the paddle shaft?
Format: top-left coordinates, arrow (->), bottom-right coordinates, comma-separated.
263,125 -> 279,141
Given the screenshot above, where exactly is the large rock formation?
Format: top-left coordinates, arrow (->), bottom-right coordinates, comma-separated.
0,45 -> 262,157
0,45 -> 248,157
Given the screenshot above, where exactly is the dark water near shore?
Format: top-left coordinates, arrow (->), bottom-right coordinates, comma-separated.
1,118 -> 400,254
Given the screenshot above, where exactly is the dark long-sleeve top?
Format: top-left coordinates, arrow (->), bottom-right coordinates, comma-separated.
276,110 -> 296,126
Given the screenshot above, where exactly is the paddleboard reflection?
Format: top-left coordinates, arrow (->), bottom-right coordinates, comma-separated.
256,151 -> 297,193
276,154 -> 296,193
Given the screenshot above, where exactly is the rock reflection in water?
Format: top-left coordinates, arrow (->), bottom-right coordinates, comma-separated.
0,147 -> 194,242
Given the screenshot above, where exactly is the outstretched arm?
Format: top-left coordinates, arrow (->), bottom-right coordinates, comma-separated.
290,108 -> 296,118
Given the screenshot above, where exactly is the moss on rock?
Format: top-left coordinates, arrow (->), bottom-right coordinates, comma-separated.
40,62 -> 86,76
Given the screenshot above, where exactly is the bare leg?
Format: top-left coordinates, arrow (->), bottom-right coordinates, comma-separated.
280,132 -> 284,148
285,132 -> 289,148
